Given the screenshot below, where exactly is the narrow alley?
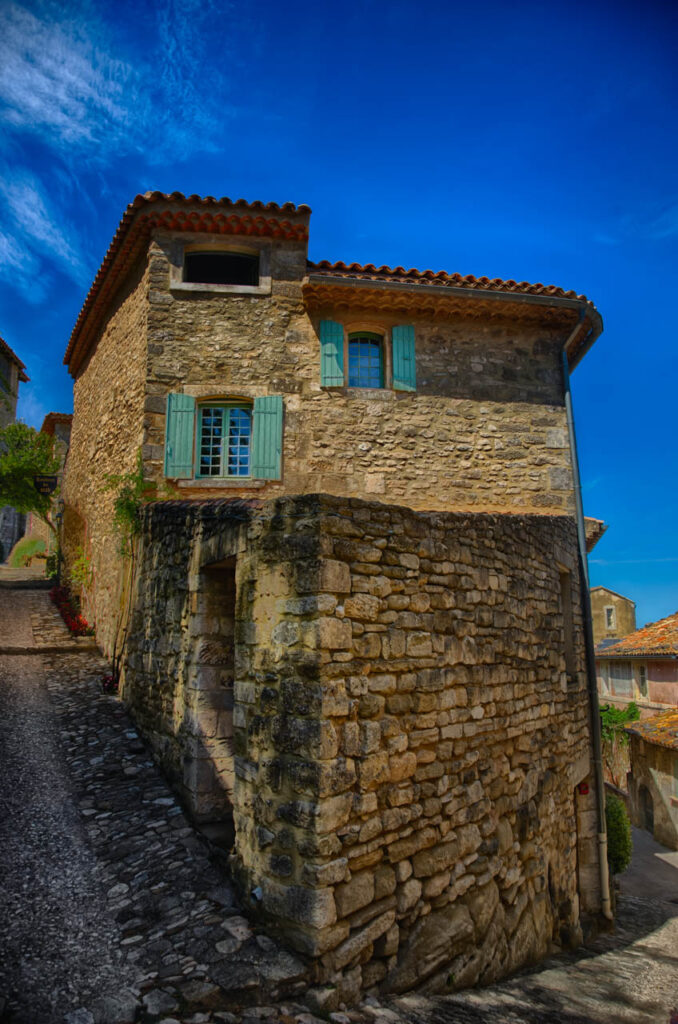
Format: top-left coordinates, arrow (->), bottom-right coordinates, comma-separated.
1,579 -> 677,1024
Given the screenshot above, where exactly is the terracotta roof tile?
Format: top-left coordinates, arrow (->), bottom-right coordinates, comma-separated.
307,260 -> 592,304
64,193 -> 311,376
40,412 -> 73,435
597,610 -> 678,658
0,335 -> 29,382
626,709 -> 678,751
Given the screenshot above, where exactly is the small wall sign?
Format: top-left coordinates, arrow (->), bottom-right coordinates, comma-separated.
33,475 -> 58,495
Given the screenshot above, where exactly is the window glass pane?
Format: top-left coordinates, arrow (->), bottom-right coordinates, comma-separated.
184,251 -> 259,286
227,407 -> 252,476
199,407 -> 224,476
348,334 -> 383,388
610,661 -> 633,695
199,405 -> 252,477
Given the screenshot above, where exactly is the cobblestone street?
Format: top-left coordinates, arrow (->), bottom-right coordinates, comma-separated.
1,580 -> 677,1023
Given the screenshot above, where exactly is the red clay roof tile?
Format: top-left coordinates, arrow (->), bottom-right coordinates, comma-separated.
597,610 -> 678,658
307,260 -> 592,304
626,709 -> 678,751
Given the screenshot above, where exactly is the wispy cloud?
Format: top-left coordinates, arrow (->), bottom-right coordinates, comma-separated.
0,0 -> 238,295
0,3 -> 130,148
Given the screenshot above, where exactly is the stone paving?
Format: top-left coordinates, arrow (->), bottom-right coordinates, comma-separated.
1,584 -> 678,1023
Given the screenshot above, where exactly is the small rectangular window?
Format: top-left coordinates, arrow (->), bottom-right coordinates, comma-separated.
610,661 -> 633,695
198,405 -> 251,477
638,664 -> 648,697
184,251 -> 259,286
605,606 -> 616,630
348,332 -> 383,388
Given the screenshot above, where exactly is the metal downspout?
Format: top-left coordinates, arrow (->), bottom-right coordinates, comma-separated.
562,323 -> 613,921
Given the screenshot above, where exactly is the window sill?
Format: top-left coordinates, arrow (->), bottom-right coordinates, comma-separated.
321,386 -> 397,400
177,478 -> 268,489
170,280 -> 272,297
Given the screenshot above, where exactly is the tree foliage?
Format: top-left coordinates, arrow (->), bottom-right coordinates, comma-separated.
599,701 -> 640,788
103,450 -> 157,555
606,792 -> 632,875
0,422 -> 61,529
600,700 -> 640,743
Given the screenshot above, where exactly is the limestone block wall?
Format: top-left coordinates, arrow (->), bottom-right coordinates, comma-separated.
123,493 -> 600,1002
141,232 -> 575,517
627,736 -> 678,850
62,257 -> 149,653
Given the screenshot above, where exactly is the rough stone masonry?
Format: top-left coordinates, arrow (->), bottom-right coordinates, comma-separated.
123,493 -> 600,1008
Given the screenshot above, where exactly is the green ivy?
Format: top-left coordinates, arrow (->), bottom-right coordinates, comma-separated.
600,701 -> 640,746
103,450 -> 156,555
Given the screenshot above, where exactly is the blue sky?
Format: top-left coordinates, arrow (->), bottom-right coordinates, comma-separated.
0,0 -> 676,626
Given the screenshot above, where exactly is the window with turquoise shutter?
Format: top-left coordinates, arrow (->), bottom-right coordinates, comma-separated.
164,394 -> 196,478
392,325 -> 416,391
319,320 -> 344,386
164,393 -> 283,481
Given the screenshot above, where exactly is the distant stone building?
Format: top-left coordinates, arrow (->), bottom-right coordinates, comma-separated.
597,609 -> 678,714
0,335 -> 29,559
23,413 -> 73,550
62,191 -> 608,999
626,710 -> 678,850
591,585 -> 636,647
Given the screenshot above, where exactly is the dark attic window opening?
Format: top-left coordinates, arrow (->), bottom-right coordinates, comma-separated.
184,251 -> 259,286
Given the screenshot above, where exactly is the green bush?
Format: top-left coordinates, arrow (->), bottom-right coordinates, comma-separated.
8,536 -> 46,567
606,793 -> 632,875
45,551 -> 58,579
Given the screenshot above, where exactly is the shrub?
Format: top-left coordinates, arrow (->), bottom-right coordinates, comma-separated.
45,552 -> 58,579
606,793 -> 632,875
8,535 -> 46,567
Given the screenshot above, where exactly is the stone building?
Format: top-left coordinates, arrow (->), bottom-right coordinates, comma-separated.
62,191 -> 609,999
21,413 -> 73,552
597,609 -> 678,715
0,334 -> 29,558
591,585 -> 636,647
626,710 -> 678,850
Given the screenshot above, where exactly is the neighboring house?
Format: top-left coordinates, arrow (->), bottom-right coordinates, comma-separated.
626,710 -> 678,851
0,334 -> 29,558
597,610 -> 678,714
591,585 -> 636,647
23,413 -> 73,551
62,191 -> 608,1000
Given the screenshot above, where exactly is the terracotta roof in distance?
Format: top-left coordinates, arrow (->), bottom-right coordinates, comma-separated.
40,412 -> 73,435
627,709 -> 678,751
598,610 -> 678,658
0,335 -> 29,382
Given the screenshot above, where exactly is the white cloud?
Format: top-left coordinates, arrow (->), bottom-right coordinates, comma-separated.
16,386 -> 48,429
0,3 -> 130,149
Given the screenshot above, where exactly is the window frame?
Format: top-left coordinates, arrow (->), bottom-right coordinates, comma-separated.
196,402 -> 253,480
184,250 -> 260,288
604,605 -> 617,631
347,330 -> 386,389
169,239 -> 272,296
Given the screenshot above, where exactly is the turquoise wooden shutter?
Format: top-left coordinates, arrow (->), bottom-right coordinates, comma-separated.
319,320 -> 344,386
164,393 -> 196,478
392,325 -> 416,391
251,395 -> 283,479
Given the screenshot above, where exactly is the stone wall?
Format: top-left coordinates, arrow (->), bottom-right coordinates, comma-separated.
627,736 -> 678,851
123,493 -> 600,1004
142,231 -> 575,516
62,257 -> 149,653
590,588 -> 636,645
